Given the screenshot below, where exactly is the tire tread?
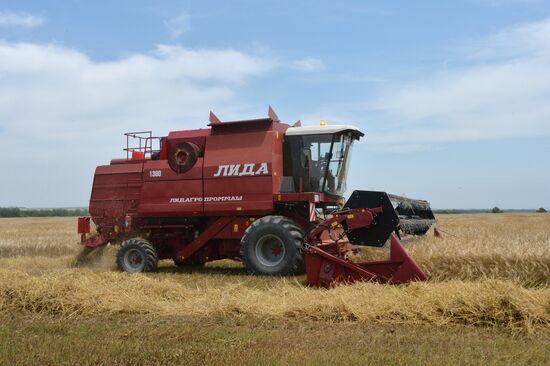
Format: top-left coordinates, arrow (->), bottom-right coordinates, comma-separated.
116,238 -> 158,272
240,216 -> 305,276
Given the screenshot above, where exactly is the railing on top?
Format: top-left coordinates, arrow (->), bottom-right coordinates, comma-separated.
124,131 -> 161,160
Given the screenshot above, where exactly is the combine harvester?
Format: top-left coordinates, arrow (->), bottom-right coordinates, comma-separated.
77,107 -> 436,287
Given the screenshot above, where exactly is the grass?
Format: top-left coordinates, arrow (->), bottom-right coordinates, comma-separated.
0,214 -> 549,364
1,315 -> 549,366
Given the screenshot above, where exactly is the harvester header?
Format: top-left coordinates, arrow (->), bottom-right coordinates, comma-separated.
78,107 -> 436,286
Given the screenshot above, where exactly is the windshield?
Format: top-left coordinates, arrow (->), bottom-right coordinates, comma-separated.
282,132 -> 355,197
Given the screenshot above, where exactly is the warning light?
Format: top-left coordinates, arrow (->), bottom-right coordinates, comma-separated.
320,119 -> 327,126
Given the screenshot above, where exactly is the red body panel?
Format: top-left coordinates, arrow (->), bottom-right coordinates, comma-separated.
202,129 -> 282,215
86,115 -> 301,260
140,159 -> 204,216
89,163 -> 143,226
85,113 -> 341,265
77,217 -> 90,234
89,118 -> 292,225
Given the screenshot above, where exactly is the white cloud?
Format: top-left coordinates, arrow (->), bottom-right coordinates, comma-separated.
0,11 -> 44,28
164,12 -> 190,39
0,42 -> 274,135
292,57 -> 325,71
346,18 -> 550,149
460,17 -> 550,61
0,42 -> 275,206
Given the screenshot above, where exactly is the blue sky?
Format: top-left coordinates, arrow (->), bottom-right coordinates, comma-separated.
0,0 -> 549,209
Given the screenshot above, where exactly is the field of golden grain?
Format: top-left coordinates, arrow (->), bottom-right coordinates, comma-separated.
0,214 -> 549,330
0,214 -> 549,365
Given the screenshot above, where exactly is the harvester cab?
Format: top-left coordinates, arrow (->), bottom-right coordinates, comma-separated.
77,107 -> 436,286
281,125 -> 363,199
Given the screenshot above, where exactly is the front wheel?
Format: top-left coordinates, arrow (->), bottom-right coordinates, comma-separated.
116,238 -> 158,273
240,216 -> 305,276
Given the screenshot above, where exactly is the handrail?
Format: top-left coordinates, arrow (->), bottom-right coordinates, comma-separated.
123,131 -> 161,160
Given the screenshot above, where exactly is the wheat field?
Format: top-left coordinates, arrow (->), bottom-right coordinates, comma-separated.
0,214 -> 549,333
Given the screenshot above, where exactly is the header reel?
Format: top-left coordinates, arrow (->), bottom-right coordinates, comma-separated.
344,190 -> 436,247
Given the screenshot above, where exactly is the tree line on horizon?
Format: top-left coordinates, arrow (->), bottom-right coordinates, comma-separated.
0,207 -> 88,218
0,207 -> 546,217
434,207 -> 547,214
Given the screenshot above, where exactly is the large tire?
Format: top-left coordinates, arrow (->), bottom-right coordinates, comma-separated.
116,238 -> 158,273
240,216 -> 305,276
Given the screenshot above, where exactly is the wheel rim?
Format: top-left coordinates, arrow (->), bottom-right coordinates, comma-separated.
255,234 -> 286,267
123,248 -> 145,272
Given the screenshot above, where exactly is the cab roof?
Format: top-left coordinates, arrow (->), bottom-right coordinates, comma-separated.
285,124 -> 364,138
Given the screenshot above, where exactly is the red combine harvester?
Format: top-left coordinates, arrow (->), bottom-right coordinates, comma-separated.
78,107 -> 436,286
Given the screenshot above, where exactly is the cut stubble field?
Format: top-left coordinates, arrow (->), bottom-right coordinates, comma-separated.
0,214 -> 549,365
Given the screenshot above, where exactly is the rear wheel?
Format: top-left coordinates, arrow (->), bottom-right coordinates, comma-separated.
116,238 -> 158,273
240,216 -> 305,276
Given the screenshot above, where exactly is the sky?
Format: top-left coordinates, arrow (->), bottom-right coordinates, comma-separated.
0,0 -> 549,209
